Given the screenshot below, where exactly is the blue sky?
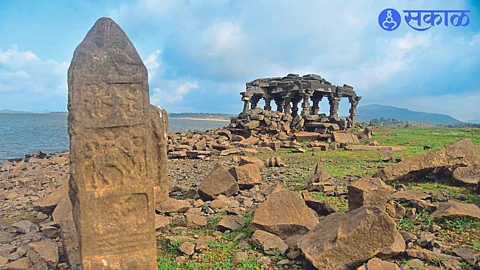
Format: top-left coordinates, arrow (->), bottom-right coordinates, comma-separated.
0,0 -> 479,121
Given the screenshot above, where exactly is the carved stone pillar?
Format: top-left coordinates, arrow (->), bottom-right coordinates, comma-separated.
264,97 -> 272,111
275,98 -> 284,113
301,92 -> 313,117
311,96 -> 323,115
328,95 -> 341,119
291,99 -> 299,117
348,96 -> 361,126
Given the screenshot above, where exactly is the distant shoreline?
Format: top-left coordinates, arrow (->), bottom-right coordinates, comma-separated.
172,117 -> 230,122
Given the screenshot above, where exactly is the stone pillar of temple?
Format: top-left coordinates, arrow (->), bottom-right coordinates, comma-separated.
311,96 -> 323,115
348,96 -> 361,126
328,95 -> 341,119
284,97 -> 292,115
242,99 -> 249,114
301,91 -> 313,117
275,98 -> 284,113
291,99 -> 300,117
250,95 -> 261,110
264,96 -> 272,111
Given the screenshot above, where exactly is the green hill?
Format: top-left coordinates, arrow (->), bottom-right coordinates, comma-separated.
357,104 -> 462,124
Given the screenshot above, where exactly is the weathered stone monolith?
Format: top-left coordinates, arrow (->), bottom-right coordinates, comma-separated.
67,17 -> 159,269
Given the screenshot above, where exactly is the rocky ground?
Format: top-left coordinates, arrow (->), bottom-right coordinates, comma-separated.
0,126 -> 480,270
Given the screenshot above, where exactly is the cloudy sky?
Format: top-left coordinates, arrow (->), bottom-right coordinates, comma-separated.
0,0 -> 479,121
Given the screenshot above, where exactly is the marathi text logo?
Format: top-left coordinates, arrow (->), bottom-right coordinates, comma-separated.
379,8 -> 470,31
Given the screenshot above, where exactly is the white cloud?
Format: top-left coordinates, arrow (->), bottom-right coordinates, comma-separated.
0,44 -> 68,94
201,21 -> 244,56
151,81 -> 198,104
144,50 -> 161,79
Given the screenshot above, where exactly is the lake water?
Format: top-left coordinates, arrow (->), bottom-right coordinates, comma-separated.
0,113 -> 230,161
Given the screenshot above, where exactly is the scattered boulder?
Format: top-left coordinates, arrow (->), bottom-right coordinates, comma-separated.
391,190 -> 431,202
12,220 -> 39,234
347,177 -> 392,211
294,131 -> 320,141
179,242 -> 195,256
452,165 -> 480,186
333,132 -> 359,144
32,183 -> 68,215
27,240 -> 59,269
251,230 -> 288,255
250,190 -> 319,241
155,214 -> 171,232
156,198 -> 190,213
431,201 -> 480,220
239,156 -> 265,171
452,248 -> 479,266
377,231 -> 405,259
185,213 -> 207,228
307,163 -> 333,191
298,206 -> 397,270
375,139 -> 480,181
210,195 -> 233,210
357,258 -> 399,270
229,164 -> 262,188
217,216 -> 246,232
198,164 -> 239,200
3,257 -> 32,270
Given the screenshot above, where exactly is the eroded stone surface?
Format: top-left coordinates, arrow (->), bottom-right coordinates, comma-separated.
298,206 -> 397,270
375,139 -> 480,181
68,17 -> 159,269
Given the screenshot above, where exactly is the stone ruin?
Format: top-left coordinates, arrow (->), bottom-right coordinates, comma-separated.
229,73 -> 361,136
67,17 -> 167,269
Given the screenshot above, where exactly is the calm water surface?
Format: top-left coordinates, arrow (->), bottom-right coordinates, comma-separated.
0,113 -> 229,161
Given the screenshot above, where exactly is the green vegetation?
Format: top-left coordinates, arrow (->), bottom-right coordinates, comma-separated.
157,126 -> 480,269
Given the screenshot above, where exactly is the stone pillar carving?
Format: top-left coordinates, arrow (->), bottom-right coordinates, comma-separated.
311,96 -> 323,115
328,95 -> 341,119
67,18 -> 158,269
264,97 -> 272,111
348,96 -> 361,126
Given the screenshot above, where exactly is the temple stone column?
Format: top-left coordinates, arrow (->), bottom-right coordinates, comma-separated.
291,99 -> 300,117
349,96 -> 361,126
275,98 -> 284,113
328,95 -> 341,119
284,98 -> 292,115
311,96 -> 323,115
250,95 -> 260,110
264,97 -> 272,111
301,92 -> 313,117
241,97 -> 250,114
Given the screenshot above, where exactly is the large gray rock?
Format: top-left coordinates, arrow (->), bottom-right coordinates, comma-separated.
347,177 -> 392,211
198,164 -> 239,200
298,206 -> 397,270
249,190 -> 319,241
251,230 -> 288,255
375,139 -> 480,181
27,240 -> 59,269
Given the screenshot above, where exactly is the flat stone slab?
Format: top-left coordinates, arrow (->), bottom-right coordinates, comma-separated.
375,139 -> 480,181
344,145 -> 407,151
432,202 -> 480,220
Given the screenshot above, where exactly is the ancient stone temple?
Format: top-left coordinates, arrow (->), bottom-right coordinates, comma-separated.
68,17 -> 166,269
239,74 -> 361,131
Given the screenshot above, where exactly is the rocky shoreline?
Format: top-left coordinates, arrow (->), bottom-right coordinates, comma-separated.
1,128 -> 480,269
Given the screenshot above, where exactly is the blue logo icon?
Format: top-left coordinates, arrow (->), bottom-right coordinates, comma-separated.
379,8 -> 401,31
